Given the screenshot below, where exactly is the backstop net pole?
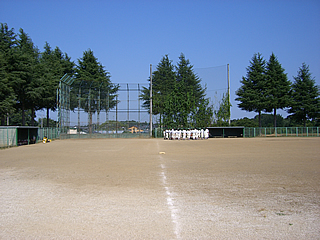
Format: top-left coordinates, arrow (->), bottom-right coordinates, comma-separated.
150,64 -> 153,137
228,64 -> 230,126
78,82 -> 81,135
138,84 -> 140,136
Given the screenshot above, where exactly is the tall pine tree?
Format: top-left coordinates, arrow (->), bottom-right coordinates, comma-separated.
74,49 -> 118,134
140,54 -> 176,128
141,53 -> 212,129
235,53 -> 267,127
288,63 -> 319,126
40,42 -> 74,127
11,28 -> 42,125
265,53 -> 291,127
176,53 -> 207,128
0,23 -> 16,125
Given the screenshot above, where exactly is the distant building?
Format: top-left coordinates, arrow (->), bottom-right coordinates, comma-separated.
128,126 -> 143,133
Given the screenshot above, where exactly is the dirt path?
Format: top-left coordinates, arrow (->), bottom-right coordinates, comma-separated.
0,138 -> 319,239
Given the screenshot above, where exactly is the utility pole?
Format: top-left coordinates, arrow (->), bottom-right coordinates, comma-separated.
150,64 -> 153,137
227,64 -> 230,126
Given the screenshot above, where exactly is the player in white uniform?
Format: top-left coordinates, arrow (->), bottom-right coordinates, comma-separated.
204,129 -> 209,139
186,129 -> 190,139
182,129 -> 186,140
177,130 -> 181,140
191,129 -> 196,140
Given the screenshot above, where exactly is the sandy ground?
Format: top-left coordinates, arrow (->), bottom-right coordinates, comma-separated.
0,137 -> 319,239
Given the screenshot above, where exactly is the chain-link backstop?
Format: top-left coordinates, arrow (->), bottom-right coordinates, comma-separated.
57,76 -> 151,138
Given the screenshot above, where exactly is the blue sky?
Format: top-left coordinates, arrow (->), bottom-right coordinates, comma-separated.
1,0 -> 319,121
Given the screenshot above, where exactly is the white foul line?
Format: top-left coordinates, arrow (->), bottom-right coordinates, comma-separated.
159,153 -> 181,239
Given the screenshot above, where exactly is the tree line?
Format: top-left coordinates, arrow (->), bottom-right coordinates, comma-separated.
0,23 -> 118,127
1,22 -> 318,129
0,23 -> 74,126
230,113 -> 319,128
236,53 -> 319,127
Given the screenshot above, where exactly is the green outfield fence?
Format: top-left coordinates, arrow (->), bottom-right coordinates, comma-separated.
0,127 -> 17,148
1,126 -> 319,149
244,127 -> 320,138
0,127 -> 59,149
59,132 -> 150,139
153,127 -> 320,138
38,128 -> 60,141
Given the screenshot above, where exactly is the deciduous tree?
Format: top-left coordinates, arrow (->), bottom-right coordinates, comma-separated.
214,93 -> 231,126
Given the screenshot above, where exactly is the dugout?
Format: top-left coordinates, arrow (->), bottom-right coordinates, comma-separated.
0,126 -> 38,147
207,127 -> 244,138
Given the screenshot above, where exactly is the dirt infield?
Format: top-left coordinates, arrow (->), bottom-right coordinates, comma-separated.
0,137 -> 319,239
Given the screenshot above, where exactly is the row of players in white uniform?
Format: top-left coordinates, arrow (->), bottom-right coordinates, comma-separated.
164,129 -> 210,140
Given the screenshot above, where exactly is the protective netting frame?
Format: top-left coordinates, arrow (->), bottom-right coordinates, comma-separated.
57,79 -> 151,138
105,83 -> 150,137
194,65 -> 229,122
56,74 -> 74,134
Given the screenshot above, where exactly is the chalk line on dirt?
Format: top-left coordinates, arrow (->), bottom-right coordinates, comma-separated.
158,142 -> 181,239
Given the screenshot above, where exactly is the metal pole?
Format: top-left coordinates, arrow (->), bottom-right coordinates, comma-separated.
57,81 -> 61,131
66,84 -> 69,132
127,83 -> 129,131
107,90 -> 109,135
150,64 -> 153,137
97,88 -> 100,129
78,84 -> 81,136
116,95 -> 118,136
138,84 -> 140,137
227,64 -> 230,126
88,88 -> 91,134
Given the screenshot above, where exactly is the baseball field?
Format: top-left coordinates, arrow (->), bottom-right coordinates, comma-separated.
0,137 -> 319,239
